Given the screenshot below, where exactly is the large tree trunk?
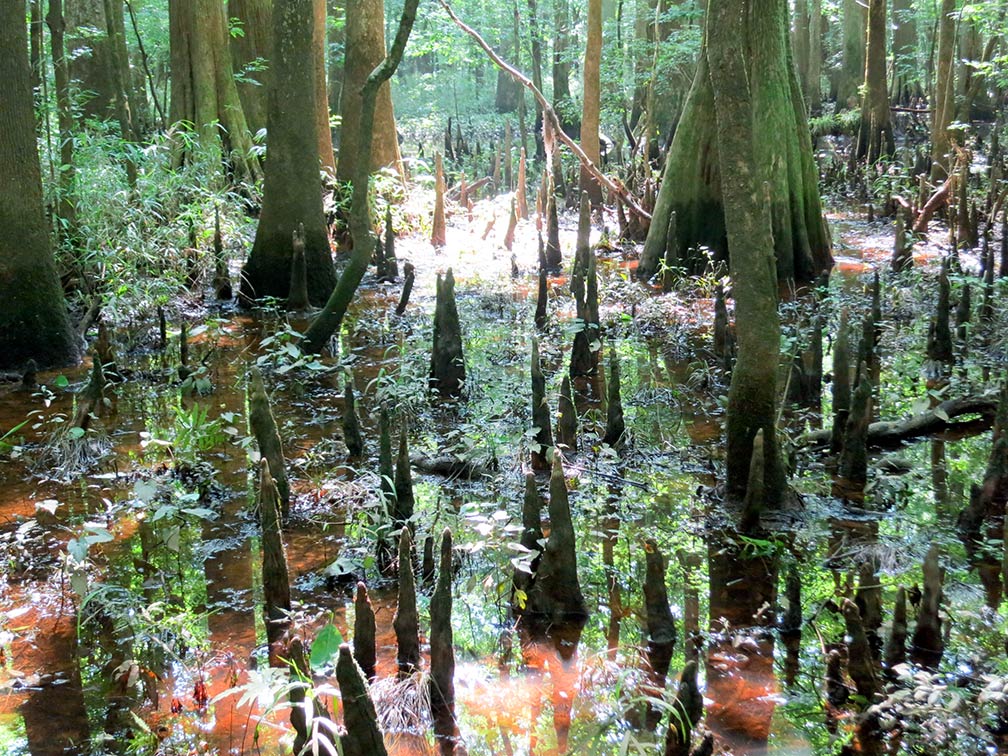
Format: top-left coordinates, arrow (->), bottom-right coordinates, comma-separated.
337,0 -> 402,182
241,0 -> 336,306
313,0 -> 336,174
806,0 -> 822,110
0,5 -> 80,369
930,0 -> 956,181
706,0 -> 784,505
229,0 -> 272,134
66,0 -> 116,119
169,0 -> 260,181
327,0 -> 344,116
835,0 -> 865,106
792,0 -> 810,102
891,0 -> 918,104
638,0 -> 831,285
579,0 -> 603,205
856,0 -> 894,162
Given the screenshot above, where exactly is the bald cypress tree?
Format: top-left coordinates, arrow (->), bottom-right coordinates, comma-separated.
0,6 -> 79,369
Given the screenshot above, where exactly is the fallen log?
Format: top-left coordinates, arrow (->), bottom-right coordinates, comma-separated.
799,394 -> 1000,450
912,177 -> 952,234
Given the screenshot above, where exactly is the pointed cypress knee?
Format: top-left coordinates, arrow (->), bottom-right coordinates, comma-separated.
422,534 -> 436,586
830,308 -> 852,455
956,283 -> 972,344
643,539 -> 676,729
342,380 -> 364,459
516,147 -> 528,219
394,426 -> 415,527
545,190 -> 561,270
378,408 -> 398,521
288,222 -> 310,310
504,196 -> 518,251
430,268 -> 466,397
664,660 -> 703,756
712,281 -> 732,371
781,564 -> 802,638
431,152 -> 446,247
534,264 -> 549,330
393,528 -> 421,677
841,598 -> 878,705
336,645 -> 389,756
926,257 -> 954,365
530,339 -> 554,471
384,206 -> 398,280
740,429 -> 765,531
524,454 -> 588,631
883,585 -> 907,676
512,473 -> 544,610
213,206 -> 232,300
248,369 -> 290,517
429,529 -> 457,756
602,349 -> 625,449
910,544 -> 944,668
395,262 -> 415,316
258,459 -> 291,655
288,638 -> 335,756
352,582 -> 377,681
892,210 -> 912,272
570,246 -> 601,377
836,362 -> 872,499
556,375 -> 578,453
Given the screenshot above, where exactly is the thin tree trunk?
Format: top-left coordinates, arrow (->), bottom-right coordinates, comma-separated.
891,0 -> 918,103
856,0 -> 894,162
580,0 -> 603,205
313,0 -> 336,174
931,0 -> 956,181
46,0 -> 77,236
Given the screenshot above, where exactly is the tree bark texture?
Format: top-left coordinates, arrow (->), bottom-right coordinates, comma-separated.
856,0 -> 894,162
242,0 -> 336,306
579,0 -> 603,206
930,0 -> 956,181
67,0 -> 115,119
836,0 -> 865,105
0,6 -> 80,369
706,0 -> 784,504
639,0 -> 831,286
337,0 -> 402,181
229,0 -> 272,134
313,0 -> 336,174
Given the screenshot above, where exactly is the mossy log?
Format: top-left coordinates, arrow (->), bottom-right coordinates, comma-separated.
335,645 -> 388,756
524,454 -> 588,633
342,380 -> 364,459
429,529 -> 457,756
393,528 -> 420,677
429,268 -> 466,397
352,582 -> 377,681
530,339 -> 554,471
602,349 -> 625,449
257,459 -> 291,656
556,375 -> 578,453
910,544 -> 944,668
248,369 -> 290,517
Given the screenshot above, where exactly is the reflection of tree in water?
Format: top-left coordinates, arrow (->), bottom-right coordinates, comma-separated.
705,537 -> 779,751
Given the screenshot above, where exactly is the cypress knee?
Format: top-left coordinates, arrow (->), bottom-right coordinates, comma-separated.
335,645 -> 388,756
342,380 -> 364,459
556,375 -> 578,453
287,222 -> 310,310
910,544 -> 944,668
530,338 -> 554,471
393,528 -> 420,677
258,459 -> 291,657
643,538 -> 676,729
352,582 -> 377,680
248,369 -> 290,517
429,268 -> 466,396
394,426 -> 415,526
429,529 -> 457,756
602,348 -> 625,449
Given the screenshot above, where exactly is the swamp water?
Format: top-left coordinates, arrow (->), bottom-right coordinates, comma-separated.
0,205 -> 1004,756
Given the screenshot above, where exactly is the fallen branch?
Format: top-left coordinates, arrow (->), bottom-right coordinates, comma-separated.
912,176 -> 952,234
798,394 -> 1000,450
438,0 -> 651,223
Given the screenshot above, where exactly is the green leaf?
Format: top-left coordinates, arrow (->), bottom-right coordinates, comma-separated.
53,375 -> 69,388
309,625 -> 343,670
67,426 -> 86,440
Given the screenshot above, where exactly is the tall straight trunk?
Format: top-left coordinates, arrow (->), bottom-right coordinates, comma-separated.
242,0 -> 336,305
327,0 -> 345,115
337,0 -> 402,182
552,0 -> 575,130
793,0 -> 810,101
526,0 -> 546,159
806,0 -> 822,109
67,0 -> 116,119
891,0 -> 917,103
313,0 -> 336,174
169,0 -> 260,181
47,0 -> 77,235
579,0 -> 603,205
706,0 -> 783,505
108,0 -> 147,133
930,0 -> 956,181
639,0 -> 831,285
856,0 -> 894,162
104,0 -> 142,178
836,0 -> 866,106
229,0 -> 272,134
0,3 -> 80,369
629,0 -> 656,129
30,0 -> 45,96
